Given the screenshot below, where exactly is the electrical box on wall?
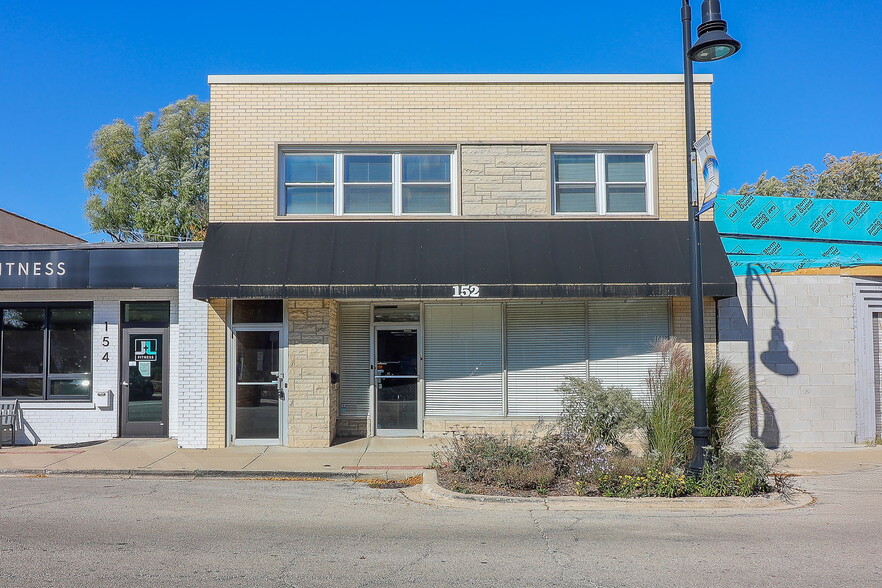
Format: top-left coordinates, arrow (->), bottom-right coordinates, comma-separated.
94,389 -> 112,409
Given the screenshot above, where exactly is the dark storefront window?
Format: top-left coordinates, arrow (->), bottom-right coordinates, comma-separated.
232,300 -> 284,324
123,301 -> 170,326
1,304 -> 93,400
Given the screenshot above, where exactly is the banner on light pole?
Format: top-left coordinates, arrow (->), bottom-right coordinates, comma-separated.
694,132 -> 718,216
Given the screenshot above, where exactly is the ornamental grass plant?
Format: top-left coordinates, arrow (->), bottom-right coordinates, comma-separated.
644,337 -> 751,470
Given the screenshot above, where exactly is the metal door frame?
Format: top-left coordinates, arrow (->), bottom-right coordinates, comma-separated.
119,327 -> 170,437
371,322 -> 423,437
227,325 -> 288,446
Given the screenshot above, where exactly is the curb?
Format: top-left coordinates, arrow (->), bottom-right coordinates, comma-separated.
406,469 -> 815,512
0,468 -> 361,480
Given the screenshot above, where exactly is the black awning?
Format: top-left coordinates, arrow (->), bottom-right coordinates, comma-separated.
193,220 -> 736,299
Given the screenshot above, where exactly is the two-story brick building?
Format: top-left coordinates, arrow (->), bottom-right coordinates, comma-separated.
193,74 -> 736,448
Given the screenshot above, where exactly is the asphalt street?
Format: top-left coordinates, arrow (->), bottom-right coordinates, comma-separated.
1,467 -> 880,587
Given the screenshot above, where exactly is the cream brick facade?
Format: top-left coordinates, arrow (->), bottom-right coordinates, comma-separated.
208,75 -> 712,223
205,74 -> 721,447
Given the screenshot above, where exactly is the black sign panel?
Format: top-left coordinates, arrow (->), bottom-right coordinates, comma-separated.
0,248 -> 179,290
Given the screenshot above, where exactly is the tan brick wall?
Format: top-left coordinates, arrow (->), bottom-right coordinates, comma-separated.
206,299 -> 227,448
287,299 -> 338,447
671,296 -> 718,360
209,81 -> 712,223
423,419 -> 548,437
336,417 -> 369,438
461,145 -> 549,216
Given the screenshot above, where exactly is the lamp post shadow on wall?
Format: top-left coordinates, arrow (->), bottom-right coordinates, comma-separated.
681,0 -> 741,476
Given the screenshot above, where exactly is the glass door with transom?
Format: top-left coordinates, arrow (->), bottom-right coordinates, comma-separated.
120,329 -> 168,437
374,326 -> 420,436
232,327 -> 286,444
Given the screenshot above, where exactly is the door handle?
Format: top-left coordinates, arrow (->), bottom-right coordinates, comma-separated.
121,381 -> 129,386
277,379 -> 285,400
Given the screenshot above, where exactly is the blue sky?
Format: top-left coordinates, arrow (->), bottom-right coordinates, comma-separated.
1,1 -> 880,240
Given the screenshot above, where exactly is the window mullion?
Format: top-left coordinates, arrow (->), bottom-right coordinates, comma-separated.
393,153 -> 402,216
596,153 -> 607,215
645,150 -> 653,215
449,151 -> 458,215
42,308 -> 49,399
334,153 -> 344,216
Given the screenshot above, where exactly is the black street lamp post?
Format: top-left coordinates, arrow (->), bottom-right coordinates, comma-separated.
681,0 -> 740,476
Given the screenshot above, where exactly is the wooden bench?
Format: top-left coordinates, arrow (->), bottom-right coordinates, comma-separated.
0,400 -> 18,447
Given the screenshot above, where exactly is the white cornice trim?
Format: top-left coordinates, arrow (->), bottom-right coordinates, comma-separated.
207,73 -> 713,85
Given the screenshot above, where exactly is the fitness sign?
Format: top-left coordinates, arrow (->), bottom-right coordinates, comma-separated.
0,247 -> 179,290
0,250 -> 88,289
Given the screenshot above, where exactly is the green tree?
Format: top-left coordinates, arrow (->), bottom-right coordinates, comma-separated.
84,96 -> 209,241
729,152 -> 882,201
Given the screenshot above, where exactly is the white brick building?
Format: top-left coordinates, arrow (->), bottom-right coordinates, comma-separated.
0,243 -> 208,448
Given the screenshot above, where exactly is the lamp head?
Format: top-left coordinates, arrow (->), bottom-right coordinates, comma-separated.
688,0 -> 741,62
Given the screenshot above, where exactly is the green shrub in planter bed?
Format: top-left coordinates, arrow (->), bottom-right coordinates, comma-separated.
557,377 -> 645,450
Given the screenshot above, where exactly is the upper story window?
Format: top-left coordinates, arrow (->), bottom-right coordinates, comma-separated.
281,149 -> 456,216
553,149 -> 653,215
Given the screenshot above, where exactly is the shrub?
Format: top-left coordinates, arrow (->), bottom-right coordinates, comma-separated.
534,428 -> 605,478
558,377 -> 645,450
694,439 -> 792,497
439,429 -> 537,484
644,338 -> 750,470
438,427 -> 562,490
495,460 -> 556,490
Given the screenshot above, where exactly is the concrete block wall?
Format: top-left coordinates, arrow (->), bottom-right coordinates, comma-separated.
287,299 -> 338,447
176,248 -> 209,448
5,288 -> 178,445
460,145 -> 549,216
718,274 -> 857,448
208,78 -> 712,223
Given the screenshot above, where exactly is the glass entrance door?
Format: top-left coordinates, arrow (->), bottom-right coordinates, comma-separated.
121,329 -> 168,437
233,329 -> 285,443
374,328 -> 419,435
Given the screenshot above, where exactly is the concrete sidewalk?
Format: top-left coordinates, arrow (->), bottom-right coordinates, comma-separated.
1,437 -> 881,479
0,437 -> 438,479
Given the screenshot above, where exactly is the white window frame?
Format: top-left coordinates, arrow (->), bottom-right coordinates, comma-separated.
552,148 -> 654,216
280,148 -> 458,217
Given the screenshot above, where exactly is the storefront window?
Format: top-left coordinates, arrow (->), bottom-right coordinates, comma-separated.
0,304 -> 93,400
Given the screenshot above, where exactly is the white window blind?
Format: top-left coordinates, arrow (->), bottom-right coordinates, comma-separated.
506,302 -> 587,417
424,304 -> 503,416
587,299 -> 669,402
338,304 -> 371,416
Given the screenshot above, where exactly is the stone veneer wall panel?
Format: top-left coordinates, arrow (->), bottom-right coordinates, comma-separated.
460,145 -> 549,216
287,299 -> 337,447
